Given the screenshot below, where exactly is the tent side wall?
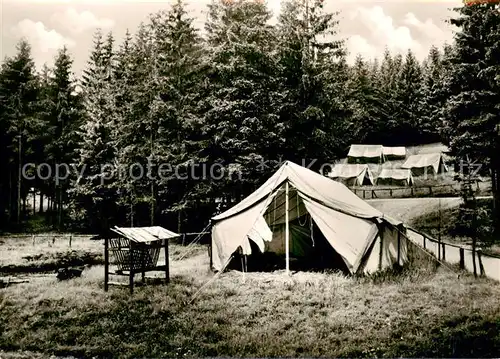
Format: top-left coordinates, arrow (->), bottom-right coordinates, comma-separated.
360,224 -> 408,274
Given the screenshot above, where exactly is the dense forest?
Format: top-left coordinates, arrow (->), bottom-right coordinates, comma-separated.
1,0 -> 499,234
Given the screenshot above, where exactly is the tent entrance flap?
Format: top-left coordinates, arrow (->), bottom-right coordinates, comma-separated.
299,194 -> 379,274
211,190 -> 279,271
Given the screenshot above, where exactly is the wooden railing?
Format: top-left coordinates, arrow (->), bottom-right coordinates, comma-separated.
406,227 -> 500,281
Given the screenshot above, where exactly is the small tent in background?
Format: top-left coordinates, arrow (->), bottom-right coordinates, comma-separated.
347,145 -> 383,164
328,164 -> 375,186
401,153 -> 448,177
382,146 -> 406,161
376,168 -> 414,186
210,161 -> 408,275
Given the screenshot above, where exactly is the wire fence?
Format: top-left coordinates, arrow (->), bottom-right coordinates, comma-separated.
406,227 -> 500,282
350,181 -> 491,199
0,233 -> 96,247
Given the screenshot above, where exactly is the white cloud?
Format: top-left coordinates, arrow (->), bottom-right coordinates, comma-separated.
403,12 -> 453,45
51,8 -> 115,34
351,6 -> 423,57
10,19 -> 76,69
347,35 -> 377,63
346,6 -> 455,61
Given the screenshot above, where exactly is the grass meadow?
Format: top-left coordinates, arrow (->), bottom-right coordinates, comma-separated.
1,236 -> 500,358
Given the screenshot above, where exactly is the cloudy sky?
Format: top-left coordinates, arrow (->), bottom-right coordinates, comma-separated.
0,0 -> 463,78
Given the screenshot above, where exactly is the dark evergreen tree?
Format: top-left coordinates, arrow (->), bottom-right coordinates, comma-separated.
148,0 -> 205,230
200,0 -> 285,206
0,40 -> 40,225
69,31 -> 119,231
442,3 -> 500,231
277,0 -> 349,167
394,49 -> 425,144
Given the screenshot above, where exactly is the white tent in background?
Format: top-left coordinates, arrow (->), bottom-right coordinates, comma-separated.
377,168 -> 414,186
401,153 -> 448,176
347,145 -> 383,164
210,161 -> 408,275
382,146 -> 406,160
328,164 -> 375,186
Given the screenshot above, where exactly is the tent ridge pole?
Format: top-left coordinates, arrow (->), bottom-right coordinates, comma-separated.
285,181 -> 290,275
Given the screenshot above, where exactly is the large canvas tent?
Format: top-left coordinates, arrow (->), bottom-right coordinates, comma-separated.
211,161 -> 408,275
376,168 -> 414,186
401,153 -> 448,176
328,164 -> 375,186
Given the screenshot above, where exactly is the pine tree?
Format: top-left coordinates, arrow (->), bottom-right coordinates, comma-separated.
69,31 -> 119,231
346,54 -> 389,144
112,23 -> 156,226
148,0 -> 205,230
0,40 -> 40,225
442,3 -> 500,231
200,0 -> 285,206
277,0 -> 348,167
39,47 -> 83,228
420,45 -> 445,144
394,49 -> 425,144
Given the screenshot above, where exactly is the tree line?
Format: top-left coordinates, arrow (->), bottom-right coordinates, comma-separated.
1,0 -> 499,234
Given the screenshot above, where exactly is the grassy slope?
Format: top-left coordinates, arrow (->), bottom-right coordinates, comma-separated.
0,236 -> 103,273
1,232 -> 500,358
1,251 -> 500,358
368,197 -> 463,224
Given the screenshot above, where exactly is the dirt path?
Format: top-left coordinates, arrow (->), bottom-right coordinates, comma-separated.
367,197 -> 463,224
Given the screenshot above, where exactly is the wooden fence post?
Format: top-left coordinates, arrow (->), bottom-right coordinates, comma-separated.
442,243 -> 446,261
69,235 -> 72,248
459,248 -> 465,269
129,241 -> 134,294
397,231 -> 401,265
423,236 -> 426,249
164,238 -> 170,284
141,244 -> 146,284
104,236 -> 109,292
378,229 -> 383,271
477,250 -> 485,276
363,190 -> 365,199
209,242 -> 213,270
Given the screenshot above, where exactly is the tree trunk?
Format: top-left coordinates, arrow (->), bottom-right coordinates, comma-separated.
130,202 -> 134,227
58,187 -> 63,230
22,195 -> 27,219
17,136 -> 22,225
39,192 -> 44,214
491,166 -> 500,235
7,170 -> 12,223
150,182 -> 155,226
177,210 -> 182,233
495,168 -> 500,234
